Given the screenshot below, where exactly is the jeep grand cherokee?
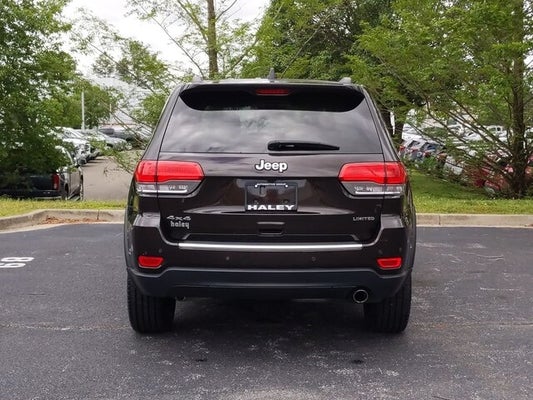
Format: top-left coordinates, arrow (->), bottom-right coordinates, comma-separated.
124,77 -> 416,334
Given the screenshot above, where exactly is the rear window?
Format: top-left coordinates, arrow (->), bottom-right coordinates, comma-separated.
161,85 -> 383,153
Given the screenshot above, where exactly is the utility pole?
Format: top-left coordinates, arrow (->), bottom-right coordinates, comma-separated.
81,90 -> 86,130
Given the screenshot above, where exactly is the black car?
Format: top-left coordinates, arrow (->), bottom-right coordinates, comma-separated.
124,77 -> 416,334
0,146 -> 84,200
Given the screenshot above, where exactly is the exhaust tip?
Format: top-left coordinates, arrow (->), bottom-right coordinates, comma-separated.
352,289 -> 369,304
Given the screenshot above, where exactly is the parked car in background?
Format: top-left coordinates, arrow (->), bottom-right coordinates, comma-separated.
463,126 -> 507,143
99,125 -> 150,148
74,130 -> 104,160
54,128 -> 92,164
484,155 -> 533,195
99,126 -> 134,141
399,137 -> 443,163
77,130 -> 130,152
0,146 -> 84,200
443,148 -> 509,188
398,137 -> 423,158
442,147 -> 471,177
409,140 -> 442,162
401,124 -> 422,142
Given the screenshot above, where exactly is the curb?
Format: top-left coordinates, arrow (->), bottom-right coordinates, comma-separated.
0,209 -> 124,232
416,213 -> 533,228
0,210 -> 532,232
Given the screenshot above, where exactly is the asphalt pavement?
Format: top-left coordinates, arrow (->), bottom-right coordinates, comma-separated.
1,225 -> 531,399
1,157 -> 531,399
83,156 -> 132,201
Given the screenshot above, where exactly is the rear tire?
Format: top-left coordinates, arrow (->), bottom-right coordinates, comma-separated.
364,274 -> 411,333
60,185 -> 68,200
76,180 -> 84,201
127,275 -> 176,333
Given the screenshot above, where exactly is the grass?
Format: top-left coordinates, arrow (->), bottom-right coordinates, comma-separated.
0,170 -> 532,217
0,198 -> 125,218
410,170 -> 533,214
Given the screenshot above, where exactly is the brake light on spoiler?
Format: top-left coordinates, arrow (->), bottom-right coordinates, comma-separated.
339,162 -> 406,196
134,160 -> 204,195
255,88 -> 291,96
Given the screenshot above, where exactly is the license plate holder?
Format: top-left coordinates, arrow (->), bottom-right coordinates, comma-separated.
245,182 -> 297,212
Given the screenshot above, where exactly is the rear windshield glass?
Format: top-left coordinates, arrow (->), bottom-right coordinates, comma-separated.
161,86 -> 382,153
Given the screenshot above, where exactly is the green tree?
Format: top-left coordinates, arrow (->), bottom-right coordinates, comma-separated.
131,90 -> 170,128
48,78 -> 119,129
243,0 -> 354,79
72,1 -> 258,129
127,0 -> 258,79
243,0 -> 405,136
358,0 -> 533,198
115,40 -> 172,91
0,0 -> 76,178
92,52 -> 116,77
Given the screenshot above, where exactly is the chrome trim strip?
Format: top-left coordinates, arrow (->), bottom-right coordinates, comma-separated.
178,242 -> 363,252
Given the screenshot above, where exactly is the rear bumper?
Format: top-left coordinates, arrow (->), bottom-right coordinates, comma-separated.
127,266 -> 410,302
125,212 -> 416,302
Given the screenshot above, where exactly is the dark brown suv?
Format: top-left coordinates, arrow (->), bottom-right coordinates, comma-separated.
124,77 -> 416,334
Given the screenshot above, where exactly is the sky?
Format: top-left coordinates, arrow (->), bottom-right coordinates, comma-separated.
63,0 -> 269,72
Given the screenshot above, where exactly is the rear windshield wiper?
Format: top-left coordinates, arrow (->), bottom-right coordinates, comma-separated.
267,140 -> 340,151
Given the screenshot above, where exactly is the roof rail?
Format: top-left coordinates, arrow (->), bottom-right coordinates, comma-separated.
339,77 -> 352,84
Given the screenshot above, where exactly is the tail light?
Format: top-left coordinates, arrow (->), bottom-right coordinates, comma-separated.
339,162 -> 406,196
52,173 -> 60,190
134,160 -> 204,195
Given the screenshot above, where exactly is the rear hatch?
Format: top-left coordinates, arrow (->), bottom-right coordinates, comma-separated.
137,83 -> 404,256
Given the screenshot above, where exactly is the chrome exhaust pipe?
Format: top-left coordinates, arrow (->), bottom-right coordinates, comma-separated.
352,289 -> 369,304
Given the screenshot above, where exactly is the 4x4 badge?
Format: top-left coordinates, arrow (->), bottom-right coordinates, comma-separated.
254,159 -> 288,173
166,215 -> 191,229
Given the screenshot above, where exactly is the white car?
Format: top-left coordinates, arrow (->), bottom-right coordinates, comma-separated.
85,130 -> 130,151
60,129 -> 92,164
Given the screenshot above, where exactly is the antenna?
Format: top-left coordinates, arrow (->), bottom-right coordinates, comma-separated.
267,68 -> 276,81
339,77 -> 352,84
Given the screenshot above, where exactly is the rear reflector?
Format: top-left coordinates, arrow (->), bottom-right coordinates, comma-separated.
339,162 -> 406,196
134,160 -> 204,195
377,257 -> 402,270
138,255 -> 164,269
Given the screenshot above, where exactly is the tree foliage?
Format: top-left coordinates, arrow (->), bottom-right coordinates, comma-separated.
48,78 -> 119,129
126,0 -> 258,79
115,40 -> 172,91
131,90 -> 170,128
243,0 -> 406,136
72,1 -> 257,128
243,0 -> 355,79
358,0 -> 533,197
0,0 -> 76,177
